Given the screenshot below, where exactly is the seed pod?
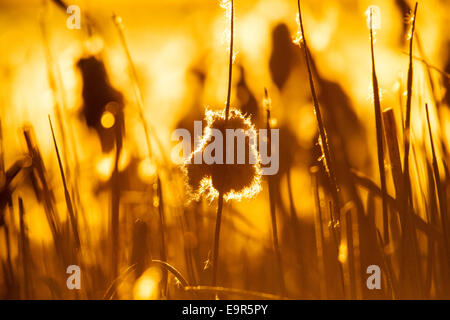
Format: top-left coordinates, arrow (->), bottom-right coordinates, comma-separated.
183,108 -> 262,201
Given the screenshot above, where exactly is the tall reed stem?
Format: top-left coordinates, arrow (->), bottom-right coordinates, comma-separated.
212,193 -> 224,287
49,116 -> 80,250
400,2 -> 423,297
369,8 -> 389,243
18,198 -> 31,299
425,104 -> 450,272
296,0 -> 340,220
156,177 -> 168,295
402,2 -> 418,199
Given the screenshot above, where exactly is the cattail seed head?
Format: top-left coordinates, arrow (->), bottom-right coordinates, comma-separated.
183,108 -> 262,201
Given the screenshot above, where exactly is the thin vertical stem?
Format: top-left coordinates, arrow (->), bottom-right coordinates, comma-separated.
425,104 -> 450,273
156,177 -> 168,295
212,193 -> 224,287
369,8 -> 389,243
49,116 -> 80,250
296,0 -> 340,220
225,0 -> 234,120
403,2 -> 418,200
18,198 -> 31,299
383,109 -> 403,202
400,2 -> 423,298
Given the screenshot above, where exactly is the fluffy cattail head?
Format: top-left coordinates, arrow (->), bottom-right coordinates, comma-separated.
184,108 -> 262,201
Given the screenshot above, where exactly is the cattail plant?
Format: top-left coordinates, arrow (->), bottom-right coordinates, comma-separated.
425,103 -> 450,275
402,3 -> 418,202
183,0 -> 262,289
184,108 -> 262,202
184,107 -> 262,285
400,2 -> 423,298
18,197 -> 31,299
367,6 -> 389,243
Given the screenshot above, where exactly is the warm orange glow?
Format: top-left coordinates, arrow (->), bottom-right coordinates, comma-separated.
133,268 -> 161,300
101,111 -> 115,129
96,155 -> 114,181
338,243 -> 348,264
138,158 -> 157,182
184,108 -> 262,202
1,0 -> 450,301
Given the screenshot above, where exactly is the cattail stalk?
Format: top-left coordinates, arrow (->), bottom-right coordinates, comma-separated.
369,8 -> 389,243
402,2 -> 418,202
49,116 -> 80,250
212,193 -> 224,287
425,104 -> 450,272
400,2 -> 423,298
296,0 -> 340,221
383,109 -> 403,202
383,108 -> 405,251
224,1 -> 234,120
156,177 -> 168,295
18,198 -> 31,299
